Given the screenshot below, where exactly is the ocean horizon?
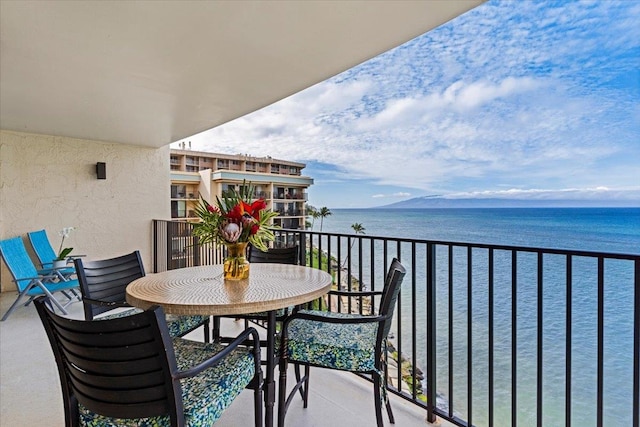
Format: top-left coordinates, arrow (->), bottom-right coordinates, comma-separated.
317,207 -> 639,427
319,207 -> 640,255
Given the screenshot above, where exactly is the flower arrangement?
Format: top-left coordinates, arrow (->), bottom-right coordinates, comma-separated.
55,227 -> 76,261
192,182 -> 279,252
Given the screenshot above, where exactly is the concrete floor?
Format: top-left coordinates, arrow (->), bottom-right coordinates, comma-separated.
0,291 -> 448,427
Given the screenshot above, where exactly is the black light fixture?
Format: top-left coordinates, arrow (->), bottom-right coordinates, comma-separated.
96,162 -> 106,179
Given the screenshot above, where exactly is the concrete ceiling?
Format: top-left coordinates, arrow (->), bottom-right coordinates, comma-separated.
0,1 -> 482,148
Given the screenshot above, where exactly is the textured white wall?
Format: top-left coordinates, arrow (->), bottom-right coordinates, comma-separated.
0,130 -> 170,292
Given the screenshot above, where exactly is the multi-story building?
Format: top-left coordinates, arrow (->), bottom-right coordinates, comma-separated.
170,147 -> 313,230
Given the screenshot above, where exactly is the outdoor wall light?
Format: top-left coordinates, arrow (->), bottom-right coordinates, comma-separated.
96,162 -> 106,179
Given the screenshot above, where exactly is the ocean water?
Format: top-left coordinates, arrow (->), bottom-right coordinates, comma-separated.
318,208 -> 640,427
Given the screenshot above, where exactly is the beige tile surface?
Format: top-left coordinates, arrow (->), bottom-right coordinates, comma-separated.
0,291 -> 449,427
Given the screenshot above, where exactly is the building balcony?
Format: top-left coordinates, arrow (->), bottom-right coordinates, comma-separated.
274,193 -> 307,201
1,221 -> 637,427
274,209 -> 304,217
150,221 -> 640,427
0,293 -> 449,426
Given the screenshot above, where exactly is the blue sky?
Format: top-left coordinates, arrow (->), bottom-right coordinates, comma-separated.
174,0 -> 640,209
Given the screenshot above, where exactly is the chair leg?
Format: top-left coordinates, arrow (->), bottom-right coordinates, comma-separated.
373,374 -> 384,427
292,363 -> 311,406
385,397 -> 395,424
2,282 -> 68,321
293,363 -> 305,401
69,288 -> 82,302
32,282 -> 69,315
302,364 -> 310,408
1,292 -> 28,321
254,377 -> 264,427
383,351 -> 395,423
212,316 -> 221,342
203,317 -> 211,343
278,357 -> 288,427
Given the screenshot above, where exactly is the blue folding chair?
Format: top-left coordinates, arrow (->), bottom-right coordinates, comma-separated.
27,229 -> 81,279
0,237 -> 80,321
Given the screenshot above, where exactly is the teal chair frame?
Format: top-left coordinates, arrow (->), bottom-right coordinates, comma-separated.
27,229 -> 82,278
0,237 -> 80,321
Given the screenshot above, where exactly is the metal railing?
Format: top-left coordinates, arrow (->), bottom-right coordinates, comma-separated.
152,220 -> 639,427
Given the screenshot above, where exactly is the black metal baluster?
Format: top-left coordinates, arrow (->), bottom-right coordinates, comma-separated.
597,257 -> 604,427
467,246 -> 473,427
358,237 -> 363,314
634,258 -> 639,427
426,242 -> 437,423
512,250 -> 518,427
370,239 -> 375,312
566,255 -> 573,427
449,244 -> 454,419
537,252 -> 543,427
489,248 -> 495,427
412,242 -> 418,399
396,240 -> 403,393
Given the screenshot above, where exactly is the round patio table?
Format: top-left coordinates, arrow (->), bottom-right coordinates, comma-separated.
126,263 -> 332,427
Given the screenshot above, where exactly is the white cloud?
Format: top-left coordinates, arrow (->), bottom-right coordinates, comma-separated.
178,0 -> 640,205
446,187 -> 640,201
371,192 -> 412,199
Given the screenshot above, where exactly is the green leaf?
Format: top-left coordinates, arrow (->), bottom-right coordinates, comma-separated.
56,247 -> 73,260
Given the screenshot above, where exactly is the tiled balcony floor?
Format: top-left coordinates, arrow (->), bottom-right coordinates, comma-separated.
0,291 -> 447,427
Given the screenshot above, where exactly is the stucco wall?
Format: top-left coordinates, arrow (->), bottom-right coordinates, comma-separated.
0,130 -> 170,292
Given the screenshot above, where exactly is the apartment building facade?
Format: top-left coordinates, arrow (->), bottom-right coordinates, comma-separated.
170,148 -> 313,230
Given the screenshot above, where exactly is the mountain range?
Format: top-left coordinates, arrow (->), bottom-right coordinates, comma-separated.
377,196 -> 640,209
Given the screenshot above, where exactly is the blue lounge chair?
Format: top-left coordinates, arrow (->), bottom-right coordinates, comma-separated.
0,237 -> 80,321
27,229 -> 81,278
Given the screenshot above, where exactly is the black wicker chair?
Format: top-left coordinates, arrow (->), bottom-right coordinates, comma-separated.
278,258 -> 406,427
243,244 -> 300,323
74,251 -> 210,342
34,297 -> 263,427
247,245 -> 300,265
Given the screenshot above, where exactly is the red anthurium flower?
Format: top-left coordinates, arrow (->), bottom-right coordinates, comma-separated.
227,201 -> 251,221
250,224 -> 260,235
251,199 -> 266,211
206,204 -> 219,213
250,199 -> 266,219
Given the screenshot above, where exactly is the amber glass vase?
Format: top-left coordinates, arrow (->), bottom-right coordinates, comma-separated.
223,242 -> 250,280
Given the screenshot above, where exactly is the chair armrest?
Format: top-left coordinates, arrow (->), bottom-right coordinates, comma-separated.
13,273 -> 57,282
175,327 -> 261,380
82,297 -> 129,308
283,310 -> 387,328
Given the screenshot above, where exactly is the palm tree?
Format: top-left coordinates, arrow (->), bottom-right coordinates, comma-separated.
342,223 -> 365,269
306,205 -> 320,230
350,222 -> 365,235
318,207 -> 332,232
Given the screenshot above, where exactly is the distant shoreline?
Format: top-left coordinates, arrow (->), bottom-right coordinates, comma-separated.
373,196 -> 640,209
373,197 -> 640,209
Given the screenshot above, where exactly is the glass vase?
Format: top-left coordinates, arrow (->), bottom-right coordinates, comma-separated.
223,242 -> 250,280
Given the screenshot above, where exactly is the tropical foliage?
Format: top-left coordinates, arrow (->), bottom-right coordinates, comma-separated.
192,182 -> 279,251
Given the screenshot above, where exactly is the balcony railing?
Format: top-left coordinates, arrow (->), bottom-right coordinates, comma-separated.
274,208 -> 303,217
152,220 -> 640,427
